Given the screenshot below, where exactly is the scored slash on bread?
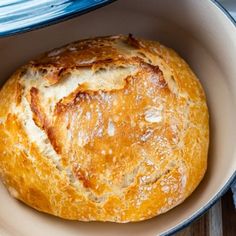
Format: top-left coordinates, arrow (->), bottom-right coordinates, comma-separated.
0,35 -> 209,222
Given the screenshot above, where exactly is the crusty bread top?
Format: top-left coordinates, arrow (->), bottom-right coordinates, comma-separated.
0,35 -> 209,222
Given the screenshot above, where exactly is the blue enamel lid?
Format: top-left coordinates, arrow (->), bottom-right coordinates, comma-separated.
0,0 -> 116,37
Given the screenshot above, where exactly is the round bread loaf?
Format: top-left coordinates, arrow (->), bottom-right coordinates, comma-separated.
0,35 -> 209,222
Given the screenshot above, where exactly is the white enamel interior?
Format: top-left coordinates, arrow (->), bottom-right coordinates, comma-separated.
0,0 -> 235,235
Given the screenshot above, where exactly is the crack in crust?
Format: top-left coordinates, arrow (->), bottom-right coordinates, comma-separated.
30,87 -> 61,154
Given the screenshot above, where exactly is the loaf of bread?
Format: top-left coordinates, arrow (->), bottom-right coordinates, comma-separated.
0,35 -> 209,222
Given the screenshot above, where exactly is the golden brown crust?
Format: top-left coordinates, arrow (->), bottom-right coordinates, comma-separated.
0,35 -> 209,222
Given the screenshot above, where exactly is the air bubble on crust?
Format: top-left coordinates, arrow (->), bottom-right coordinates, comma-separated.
8,186 -> 19,198
107,119 -> 115,136
78,57 -> 97,65
140,175 -> 151,183
167,197 -> 173,205
122,166 -> 139,188
146,159 -> 154,166
161,185 -> 170,193
87,193 -> 106,203
85,112 -> 91,120
144,106 -> 163,123
140,129 -> 153,142
68,47 -> 77,51
178,165 -> 187,188
48,48 -> 65,57
78,130 -> 89,147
